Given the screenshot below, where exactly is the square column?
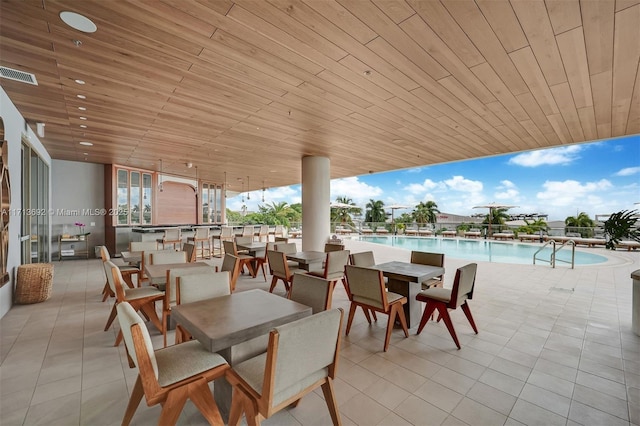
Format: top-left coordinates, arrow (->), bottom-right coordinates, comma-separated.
301,156 -> 330,252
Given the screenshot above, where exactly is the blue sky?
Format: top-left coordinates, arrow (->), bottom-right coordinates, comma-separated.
227,135 -> 640,221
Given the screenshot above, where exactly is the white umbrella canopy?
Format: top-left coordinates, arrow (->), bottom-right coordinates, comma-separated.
330,201 -> 356,208
472,203 -> 518,235
386,204 -> 411,232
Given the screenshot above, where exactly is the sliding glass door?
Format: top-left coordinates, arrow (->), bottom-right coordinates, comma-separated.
21,140 -> 50,264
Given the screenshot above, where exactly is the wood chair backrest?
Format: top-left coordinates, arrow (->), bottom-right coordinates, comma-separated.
266,250 -> 292,280
349,251 -> 375,267
130,241 -> 159,252
181,243 -> 196,262
220,226 -> 234,238
219,254 -> 241,291
449,263 -> 477,309
324,243 -> 345,252
323,250 -> 349,278
193,226 -> 210,239
344,265 -> 389,310
99,245 -> 110,261
222,240 -> 238,256
104,260 -> 126,302
289,274 -> 334,313
410,251 -> 444,281
150,250 -> 188,265
235,236 -> 253,246
176,271 -> 230,305
274,242 -> 297,254
242,225 -> 254,237
163,228 -> 181,241
261,308 -> 343,411
166,266 -> 217,306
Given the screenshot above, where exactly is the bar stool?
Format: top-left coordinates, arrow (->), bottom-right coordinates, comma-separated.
157,228 -> 182,250
187,227 -> 211,259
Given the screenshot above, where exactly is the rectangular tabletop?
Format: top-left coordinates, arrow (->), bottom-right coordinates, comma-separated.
286,251 -> 325,271
372,261 -> 445,328
121,250 -> 142,263
171,288 -> 312,353
236,241 -> 266,252
144,261 -> 210,286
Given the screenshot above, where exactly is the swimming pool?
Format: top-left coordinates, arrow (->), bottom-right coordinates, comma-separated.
357,236 -> 608,265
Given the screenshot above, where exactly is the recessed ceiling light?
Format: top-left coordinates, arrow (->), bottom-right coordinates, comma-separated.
79,141 -> 93,146
363,70 -> 372,76
77,94 -> 86,99
74,79 -> 85,84
59,11 -> 97,33
79,116 -> 87,120
79,124 -> 87,128
78,106 -> 86,110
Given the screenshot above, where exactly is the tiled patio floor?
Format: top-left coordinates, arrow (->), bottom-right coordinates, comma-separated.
1,239 -> 638,425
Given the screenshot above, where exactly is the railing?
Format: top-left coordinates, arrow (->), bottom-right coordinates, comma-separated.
533,240 -> 555,267
533,239 -> 575,268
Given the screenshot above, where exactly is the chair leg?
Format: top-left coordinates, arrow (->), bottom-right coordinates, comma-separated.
345,303 -> 358,335
384,305 -> 400,352
228,387 -> 246,426
101,281 -> 113,301
416,302 -> 438,335
104,304 -> 117,331
321,379 -> 342,426
269,276 -> 279,293
159,386 -> 189,426
437,305 -> 461,349
461,302 -> 478,334
362,307 -> 373,324
122,375 -> 144,426
188,378 -> 224,425
396,304 -> 409,338
114,330 -> 123,347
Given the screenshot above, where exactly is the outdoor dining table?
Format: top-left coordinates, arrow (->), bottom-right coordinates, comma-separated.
286,250 -> 326,271
143,261 -> 210,288
171,289 -> 312,420
371,261 -> 445,328
236,241 -> 266,254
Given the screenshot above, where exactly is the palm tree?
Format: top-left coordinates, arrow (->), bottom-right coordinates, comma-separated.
365,199 -> 386,223
413,201 -> 440,225
565,212 -> 595,237
331,196 -> 361,226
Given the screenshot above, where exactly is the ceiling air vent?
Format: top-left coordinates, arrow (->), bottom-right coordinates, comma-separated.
0,66 -> 38,85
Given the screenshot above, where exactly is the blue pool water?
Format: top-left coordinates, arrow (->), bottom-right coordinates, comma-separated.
357,236 -> 608,265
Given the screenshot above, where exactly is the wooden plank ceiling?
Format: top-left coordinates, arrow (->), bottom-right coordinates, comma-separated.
1,0 -> 639,191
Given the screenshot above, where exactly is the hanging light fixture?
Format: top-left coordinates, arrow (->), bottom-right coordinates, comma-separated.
262,180 -> 266,202
224,171 -> 227,198
241,180 -> 245,203
158,159 -> 164,192
246,176 -> 250,200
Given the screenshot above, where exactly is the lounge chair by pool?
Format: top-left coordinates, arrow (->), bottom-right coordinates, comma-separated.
418,228 -> 433,236
493,231 -> 515,240
464,228 -> 481,238
441,230 -> 456,237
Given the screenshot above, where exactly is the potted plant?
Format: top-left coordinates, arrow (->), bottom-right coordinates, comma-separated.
603,210 -> 639,250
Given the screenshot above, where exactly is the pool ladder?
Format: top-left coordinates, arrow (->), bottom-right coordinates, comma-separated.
533,239 -> 575,269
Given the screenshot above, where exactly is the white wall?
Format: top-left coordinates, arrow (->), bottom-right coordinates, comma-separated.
51,160 -> 105,256
0,87 -> 51,318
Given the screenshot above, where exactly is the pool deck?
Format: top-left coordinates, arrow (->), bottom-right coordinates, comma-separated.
1,239 -> 638,425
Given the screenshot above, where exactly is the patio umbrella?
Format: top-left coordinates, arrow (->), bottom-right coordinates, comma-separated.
472,203 -> 518,236
386,204 -> 410,234
330,202 -> 355,209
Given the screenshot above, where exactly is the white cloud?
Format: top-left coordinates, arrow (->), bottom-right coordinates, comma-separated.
494,180 -> 520,200
615,166 -> 640,176
404,179 -> 439,195
508,145 -> 582,167
536,179 -> 612,207
444,175 -> 483,193
330,177 -> 383,204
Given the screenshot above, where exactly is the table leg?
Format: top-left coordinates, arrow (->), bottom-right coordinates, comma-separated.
386,278 -> 421,328
214,335 -> 269,422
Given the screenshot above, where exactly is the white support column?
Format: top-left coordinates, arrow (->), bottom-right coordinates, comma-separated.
301,156 -> 330,252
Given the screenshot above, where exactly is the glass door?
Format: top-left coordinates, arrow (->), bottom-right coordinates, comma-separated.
21,141 -> 50,263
